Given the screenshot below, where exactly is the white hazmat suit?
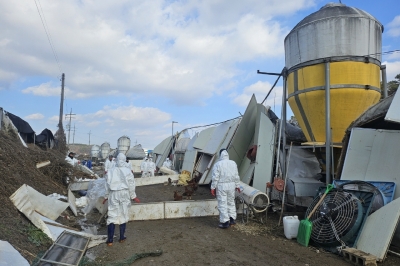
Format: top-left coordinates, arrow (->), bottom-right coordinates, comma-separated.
104,153 -> 138,245
148,158 -> 155,177
65,153 -> 79,166
104,157 -> 115,174
140,158 -> 149,177
211,150 -> 240,225
162,158 -> 172,169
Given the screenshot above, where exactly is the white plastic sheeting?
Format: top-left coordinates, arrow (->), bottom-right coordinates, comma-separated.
0,240 -> 29,266
9,184 -> 106,248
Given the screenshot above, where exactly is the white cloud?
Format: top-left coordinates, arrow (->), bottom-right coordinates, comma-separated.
22,82 -> 95,99
24,113 -> 44,120
0,0 -> 315,103
387,15 -> 400,37
231,80 -> 283,107
383,61 -> 400,81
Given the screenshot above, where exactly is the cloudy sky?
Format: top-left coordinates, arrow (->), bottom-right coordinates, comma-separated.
1,0 -> 400,150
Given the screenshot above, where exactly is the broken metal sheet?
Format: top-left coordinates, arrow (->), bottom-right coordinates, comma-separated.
69,181 -> 91,191
199,154 -> 216,184
252,109 -> 275,192
201,119 -> 241,184
0,240 -> 29,266
356,197 -> 400,261
164,199 -> 219,219
129,202 -> 165,220
341,128 -> 400,199
155,137 -> 174,169
385,90 -> 400,124
10,184 -> 69,237
39,215 -> 107,248
153,136 -> 173,155
36,160 -> 51,168
181,149 -> 198,174
193,127 -> 216,151
201,120 -> 237,155
194,153 -> 212,175
341,127 -> 400,246
228,95 -> 258,168
38,231 -> 90,266
68,190 -> 78,216
135,175 -> 179,187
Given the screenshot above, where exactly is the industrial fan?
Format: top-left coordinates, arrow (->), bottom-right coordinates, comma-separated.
305,188 -> 375,250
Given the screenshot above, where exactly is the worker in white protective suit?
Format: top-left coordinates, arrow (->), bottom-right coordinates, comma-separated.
162,158 -> 172,169
148,157 -> 155,177
104,155 -> 115,174
140,157 -> 149,178
103,153 -> 140,246
65,152 -> 79,166
125,158 -> 134,174
210,149 -> 241,229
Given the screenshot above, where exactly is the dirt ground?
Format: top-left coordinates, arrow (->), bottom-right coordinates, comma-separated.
1,129 -> 400,266
82,182 -> 400,266
86,213 -> 400,266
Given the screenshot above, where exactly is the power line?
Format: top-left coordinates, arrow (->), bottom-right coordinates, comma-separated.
34,0 -> 62,73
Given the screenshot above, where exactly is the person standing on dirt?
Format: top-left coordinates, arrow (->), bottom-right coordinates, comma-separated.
148,157 -> 156,177
65,152 -> 79,166
210,149 -> 241,229
140,157 -> 149,177
103,153 -> 140,246
105,155 -> 115,174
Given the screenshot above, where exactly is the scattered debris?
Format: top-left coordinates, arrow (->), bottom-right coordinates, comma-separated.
36,160 -> 51,168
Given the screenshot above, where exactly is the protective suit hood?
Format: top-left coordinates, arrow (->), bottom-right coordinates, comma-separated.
116,153 -> 126,167
220,150 -> 229,160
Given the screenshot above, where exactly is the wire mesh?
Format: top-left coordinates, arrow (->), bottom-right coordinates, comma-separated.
306,191 -> 360,245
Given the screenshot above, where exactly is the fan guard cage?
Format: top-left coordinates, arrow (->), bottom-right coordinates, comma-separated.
306,190 -> 363,245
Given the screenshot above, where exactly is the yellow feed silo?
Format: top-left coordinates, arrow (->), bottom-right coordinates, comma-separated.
284,3 -> 383,144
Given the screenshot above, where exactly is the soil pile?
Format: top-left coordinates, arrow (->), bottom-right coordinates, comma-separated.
0,130 -> 77,263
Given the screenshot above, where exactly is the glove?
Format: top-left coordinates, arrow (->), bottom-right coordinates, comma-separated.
236,187 -> 241,193
211,189 -> 216,197
133,197 -> 140,203
102,198 -> 108,204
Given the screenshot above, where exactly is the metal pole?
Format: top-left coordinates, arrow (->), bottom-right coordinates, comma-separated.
58,73 -> 65,129
281,70 -> 287,179
67,109 -> 72,144
72,124 -> 75,144
381,65 -> 388,98
325,61 -> 331,185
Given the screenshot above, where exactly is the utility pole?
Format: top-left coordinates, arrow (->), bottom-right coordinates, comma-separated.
72,124 -> 76,144
88,130 -> 91,145
65,109 -> 76,144
58,73 -> 65,129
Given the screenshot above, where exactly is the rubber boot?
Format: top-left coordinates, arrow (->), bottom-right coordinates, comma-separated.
119,223 -> 127,243
107,223 -> 115,246
218,221 -> 230,229
229,217 -> 236,226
